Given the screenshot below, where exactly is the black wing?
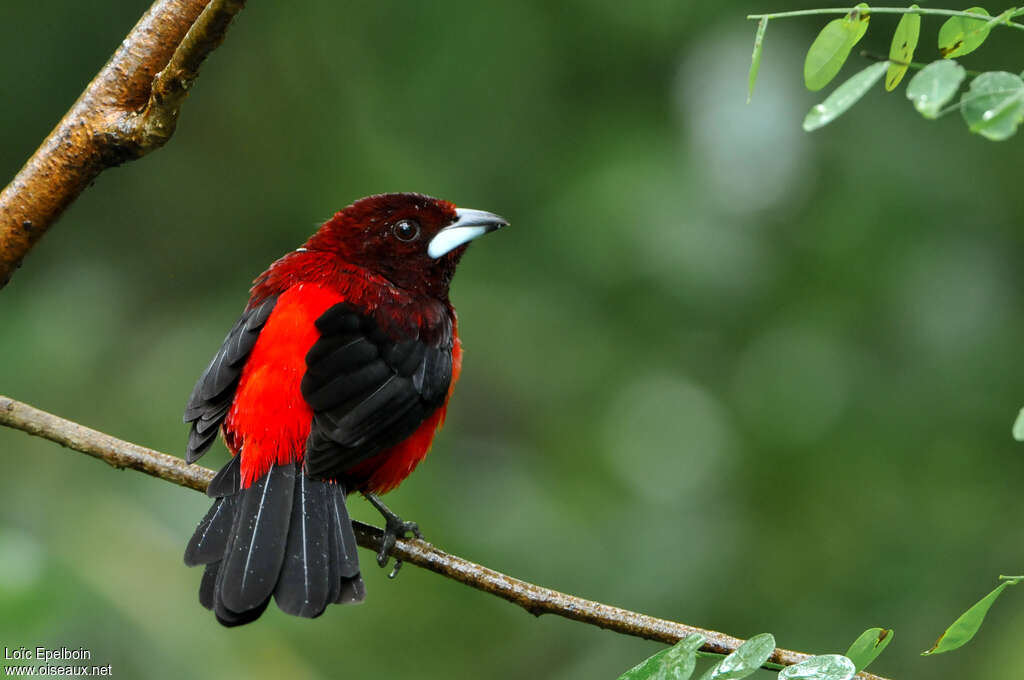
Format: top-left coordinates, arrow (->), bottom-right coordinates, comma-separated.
183,296 -> 278,463
301,302 -> 454,480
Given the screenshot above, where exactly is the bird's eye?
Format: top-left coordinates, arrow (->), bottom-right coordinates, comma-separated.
392,219 -> 420,242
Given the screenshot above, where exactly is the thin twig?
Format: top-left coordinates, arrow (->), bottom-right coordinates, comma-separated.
0,0 -> 247,289
0,395 -> 892,680
747,7 -> 1024,32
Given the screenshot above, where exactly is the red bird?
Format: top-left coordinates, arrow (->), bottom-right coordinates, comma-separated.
182,193 -> 506,626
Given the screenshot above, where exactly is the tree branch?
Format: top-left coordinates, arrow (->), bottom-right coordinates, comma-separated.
0,395 -> 891,680
0,0 -> 246,289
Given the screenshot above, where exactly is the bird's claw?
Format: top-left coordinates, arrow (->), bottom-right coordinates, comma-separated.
364,492 -> 423,578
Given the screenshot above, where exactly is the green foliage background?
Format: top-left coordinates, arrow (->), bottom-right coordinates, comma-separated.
1,2 -> 1023,678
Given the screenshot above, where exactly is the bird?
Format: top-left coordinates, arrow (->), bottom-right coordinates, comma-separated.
181,193 -> 507,626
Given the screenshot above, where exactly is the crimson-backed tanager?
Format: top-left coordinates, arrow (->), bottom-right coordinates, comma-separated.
182,193 -> 506,626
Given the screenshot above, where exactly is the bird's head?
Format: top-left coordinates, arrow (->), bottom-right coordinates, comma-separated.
304,193 -> 507,297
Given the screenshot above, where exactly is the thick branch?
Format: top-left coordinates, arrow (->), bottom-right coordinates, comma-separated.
0,395 -> 891,680
0,0 -> 246,289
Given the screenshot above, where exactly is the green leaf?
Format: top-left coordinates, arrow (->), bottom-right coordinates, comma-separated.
697,633 -> 775,680
804,61 -> 888,131
618,635 -> 705,680
960,71 -> 1024,141
906,60 -> 967,118
938,7 -> 992,58
886,6 -> 920,91
804,4 -> 871,91
844,628 -> 894,673
923,580 -> 1020,655
1013,407 -> 1024,441
748,17 -> 768,103
805,19 -> 851,90
846,4 -> 872,43
778,655 -> 856,680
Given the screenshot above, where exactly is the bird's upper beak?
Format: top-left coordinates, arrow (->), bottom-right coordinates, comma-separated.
428,208 -> 509,259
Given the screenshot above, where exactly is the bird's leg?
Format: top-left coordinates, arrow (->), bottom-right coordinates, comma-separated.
362,492 -> 423,578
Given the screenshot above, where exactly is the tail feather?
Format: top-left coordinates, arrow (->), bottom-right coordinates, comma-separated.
326,480 -> 365,604
213,561 -> 270,627
206,497 -> 271,627
207,455 -> 241,498
208,478 -> 273,627
274,473 -> 331,617
337,577 -> 367,604
184,496 -> 236,566
220,462 -> 295,613
326,482 -> 361,579
185,458 -> 365,625
199,561 -> 219,610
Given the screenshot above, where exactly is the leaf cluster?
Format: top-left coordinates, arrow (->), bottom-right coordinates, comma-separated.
617,628 -> 893,680
748,5 -> 1024,140
619,573 -> 1022,677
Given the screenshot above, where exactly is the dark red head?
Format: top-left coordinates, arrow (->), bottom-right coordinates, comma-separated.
302,193 -> 507,298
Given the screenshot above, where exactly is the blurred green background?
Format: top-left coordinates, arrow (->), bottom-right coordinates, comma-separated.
2,1 -> 1023,678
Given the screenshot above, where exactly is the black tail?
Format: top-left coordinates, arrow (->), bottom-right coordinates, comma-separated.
185,457 -> 365,626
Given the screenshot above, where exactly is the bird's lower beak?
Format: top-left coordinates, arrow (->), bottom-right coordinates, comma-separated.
428,208 -> 509,259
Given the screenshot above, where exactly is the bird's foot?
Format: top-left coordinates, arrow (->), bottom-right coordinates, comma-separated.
363,492 -> 423,578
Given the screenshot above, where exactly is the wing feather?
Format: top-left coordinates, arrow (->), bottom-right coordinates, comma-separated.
183,296 -> 278,463
301,303 -> 453,479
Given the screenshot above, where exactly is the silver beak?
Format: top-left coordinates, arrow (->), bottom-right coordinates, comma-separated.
427,208 -> 509,259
